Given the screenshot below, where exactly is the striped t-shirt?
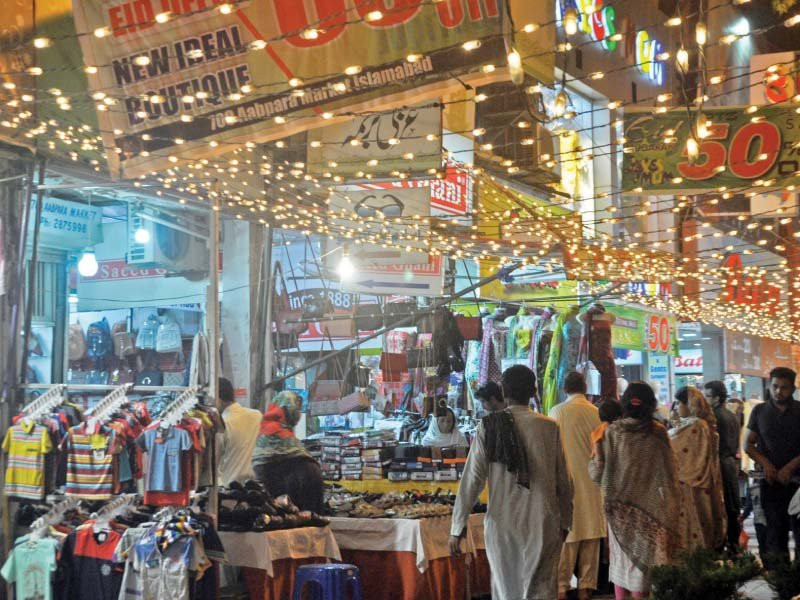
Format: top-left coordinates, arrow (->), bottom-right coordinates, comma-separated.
2,421 -> 53,500
64,423 -> 117,500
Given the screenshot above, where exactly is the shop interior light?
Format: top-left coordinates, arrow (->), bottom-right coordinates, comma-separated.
337,247 -> 355,281
134,226 -> 151,244
77,250 -> 99,277
553,89 -> 569,118
507,49 -> 523,84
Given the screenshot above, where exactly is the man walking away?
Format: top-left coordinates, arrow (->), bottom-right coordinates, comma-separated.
550,372 -> 606,600
450,365 -> 574,600
704,380 -> 742,552
744,367 -> 800,569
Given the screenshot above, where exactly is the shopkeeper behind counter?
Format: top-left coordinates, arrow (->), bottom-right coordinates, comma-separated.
422,404 -> 468,447
252,391 -> 324,512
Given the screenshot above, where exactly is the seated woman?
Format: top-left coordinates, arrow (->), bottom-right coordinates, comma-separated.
422,406 -> 468,447
252,391 -> 324,512
669,386 -> 727,552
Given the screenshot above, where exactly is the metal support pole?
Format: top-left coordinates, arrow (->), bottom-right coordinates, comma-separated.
259,262 -> 523,394
261,226 -> 274,412
19,159 -> 46,400
207,196 -> 220,519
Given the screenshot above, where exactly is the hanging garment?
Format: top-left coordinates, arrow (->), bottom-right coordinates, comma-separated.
478,318 -> 503,385
581,308 -> 618,401
541,308 -> 579,414
555,317 -> 582,404
1,536 -> 59,600
2,421 -> 53,500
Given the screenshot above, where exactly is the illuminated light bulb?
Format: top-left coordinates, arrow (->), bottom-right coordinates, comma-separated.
322,112 -> 333,119
709,75 -> 722,85
406,54 -> 421,62
288,77 -> 302,87
462,40 -> 481,51
155,11 -> 171,23
133,55 -> 151,66
553,89 -> 569,118
720,34 -> 737,45
608,100 -> 621,110
301,28 -> 319,40
507,49 -> 523,83
785,14 -> 800,27
240,84 -> 252,94
656,51 -> 670,61
365,10 -> 383,21
608,33 -> 623,41
402,152 -> 414,160
344,65 -> 361,75
472,128 -> 486,136
27,67 -> 43,75
250,39 -> 267,50
196,91 -> 208,99
481,64 -> 496,73
337,252 -> 355,280
474,93 -> 488,102
219,3 -> 233,14
523,23 -> 539,33
666,17 -> 682,26
134,227 -> 150,244
387,138 -> 400,145
696,116 -> 709,139
21,94 -> 33,102
84,65 -> 98,74
224,115 -> 237,124
94,26 -> 111,38
657,93 -> 672,102
174,138 -> 185,145
676,48 -> 689,73
180,115 -> 193,122
149,94 -> 164,104
563,7 -> 578,36
78,250 -> 99,277
310,140 -> 321,148
686,137 -> 699,159
527,84 -> 542,94
33,37 -> 51,49
695,22 -> 707,45
746,105 -> 758,113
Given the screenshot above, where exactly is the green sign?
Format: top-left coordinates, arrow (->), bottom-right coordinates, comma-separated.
606,304 -> 678,357
622,106 -> 800,192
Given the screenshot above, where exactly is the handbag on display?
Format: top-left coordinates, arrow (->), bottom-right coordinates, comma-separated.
135,370 -> 163,386
455,315 -> 483,341
68,324 -> 87,361
112,320 -> 136,359
87,370 -> 110,385
309,329 -> 346,413
354,304 -> 383,331
86,318 -> 112,358
338,390 -> 370,414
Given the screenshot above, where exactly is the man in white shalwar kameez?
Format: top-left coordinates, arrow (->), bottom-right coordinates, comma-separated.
450,365 -> 574,600
548,372 -> 606,600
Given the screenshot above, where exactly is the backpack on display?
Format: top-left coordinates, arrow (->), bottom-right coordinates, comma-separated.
86,318 -> 112,358
156,318 -> 182,353
112,320 -> 136,359
136,314 -> 160,350
68,324 -> 87,361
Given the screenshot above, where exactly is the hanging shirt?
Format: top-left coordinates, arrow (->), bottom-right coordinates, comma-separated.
2,420 -> 53,500
58,526 -> 123,600
1,536 -> 59,600
63,423 -> 117,500
137,426 -> 192,493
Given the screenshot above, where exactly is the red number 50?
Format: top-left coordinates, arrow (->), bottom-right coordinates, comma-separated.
677,120 -> 781,180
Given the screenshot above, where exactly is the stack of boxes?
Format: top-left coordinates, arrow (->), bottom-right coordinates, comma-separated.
385,444 -> 467,481
308,431 -> 397,481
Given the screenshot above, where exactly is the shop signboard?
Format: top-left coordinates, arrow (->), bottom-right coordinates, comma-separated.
606,304 -> 678,356
341,254 -> 445,297
647,353 -> 670,404
674,348 -> 703,374
308,103 -> 442,179
749,52 -> 797,106
622,106 -> 800,192
71,0 -> 554,178
34,198 -> 103,251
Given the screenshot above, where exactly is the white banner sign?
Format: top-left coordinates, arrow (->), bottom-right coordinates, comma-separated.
341,255 -> 446,296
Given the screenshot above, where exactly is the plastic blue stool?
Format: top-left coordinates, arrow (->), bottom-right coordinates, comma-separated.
292,563 -> 363,600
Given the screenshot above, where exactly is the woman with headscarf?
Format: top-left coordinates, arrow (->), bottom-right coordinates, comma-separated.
421,405 -> 468,447
252,391 -> 324,512
670,386 -> 727,551
590,381 -> 682,600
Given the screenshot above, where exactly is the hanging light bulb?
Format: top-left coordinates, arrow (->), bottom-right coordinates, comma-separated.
78,250 -> 99,277
507,48 -> 523,84
134,226 -> 151,244
686,137 -> 699,161
676,48 -> 689,73
337,246 -> 355,280
563,7 -> 578,36
553,89 -> 569,118
695,22 -> 707,46
696,114 -> 709,139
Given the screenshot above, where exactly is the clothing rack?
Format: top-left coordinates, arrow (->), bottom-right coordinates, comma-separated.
84,383 -> 132,420
19,384 -> 67,418
157,386 -> 201,428
29,496 -> 81,539
91,493 -> 138,531
21,383 -> 197,394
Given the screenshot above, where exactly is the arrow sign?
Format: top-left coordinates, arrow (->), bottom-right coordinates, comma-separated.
355,279 -> 431,290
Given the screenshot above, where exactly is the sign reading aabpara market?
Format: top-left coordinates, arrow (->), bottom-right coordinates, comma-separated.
72,0 -> 553,178
622,106 -> 800,192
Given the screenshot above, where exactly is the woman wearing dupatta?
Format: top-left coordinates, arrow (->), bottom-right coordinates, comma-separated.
669,386 -> 727,551
590,382 -> 683,599
252,391 -> 324,511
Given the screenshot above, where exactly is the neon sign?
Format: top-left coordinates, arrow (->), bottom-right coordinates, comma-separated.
635,30 -> 665,86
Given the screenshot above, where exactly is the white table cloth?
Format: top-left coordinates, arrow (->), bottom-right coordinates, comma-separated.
218,526 -> 341,576
328,516 -> 477,572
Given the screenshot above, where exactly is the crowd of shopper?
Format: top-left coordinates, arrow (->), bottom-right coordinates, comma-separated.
447,365 -> 800,600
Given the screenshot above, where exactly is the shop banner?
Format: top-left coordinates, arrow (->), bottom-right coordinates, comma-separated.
622,106 -> 800,192
308,103 -> 441,178
749,52 -> 797,106
605,304 -> 678,356
647,353 -> 671,404
71,0 -> 554,178
674,348 -> 703,374
33,197 -> 103,251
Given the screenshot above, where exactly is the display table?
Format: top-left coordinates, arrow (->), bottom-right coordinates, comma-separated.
328,516 -> 477,600
467,513 -> 491,597
219,526 -> 342,600
326,478 -> 489,503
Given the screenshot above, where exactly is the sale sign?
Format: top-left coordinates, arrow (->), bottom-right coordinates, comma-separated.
71,0 -> 554,178
622,106 -> 800,192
